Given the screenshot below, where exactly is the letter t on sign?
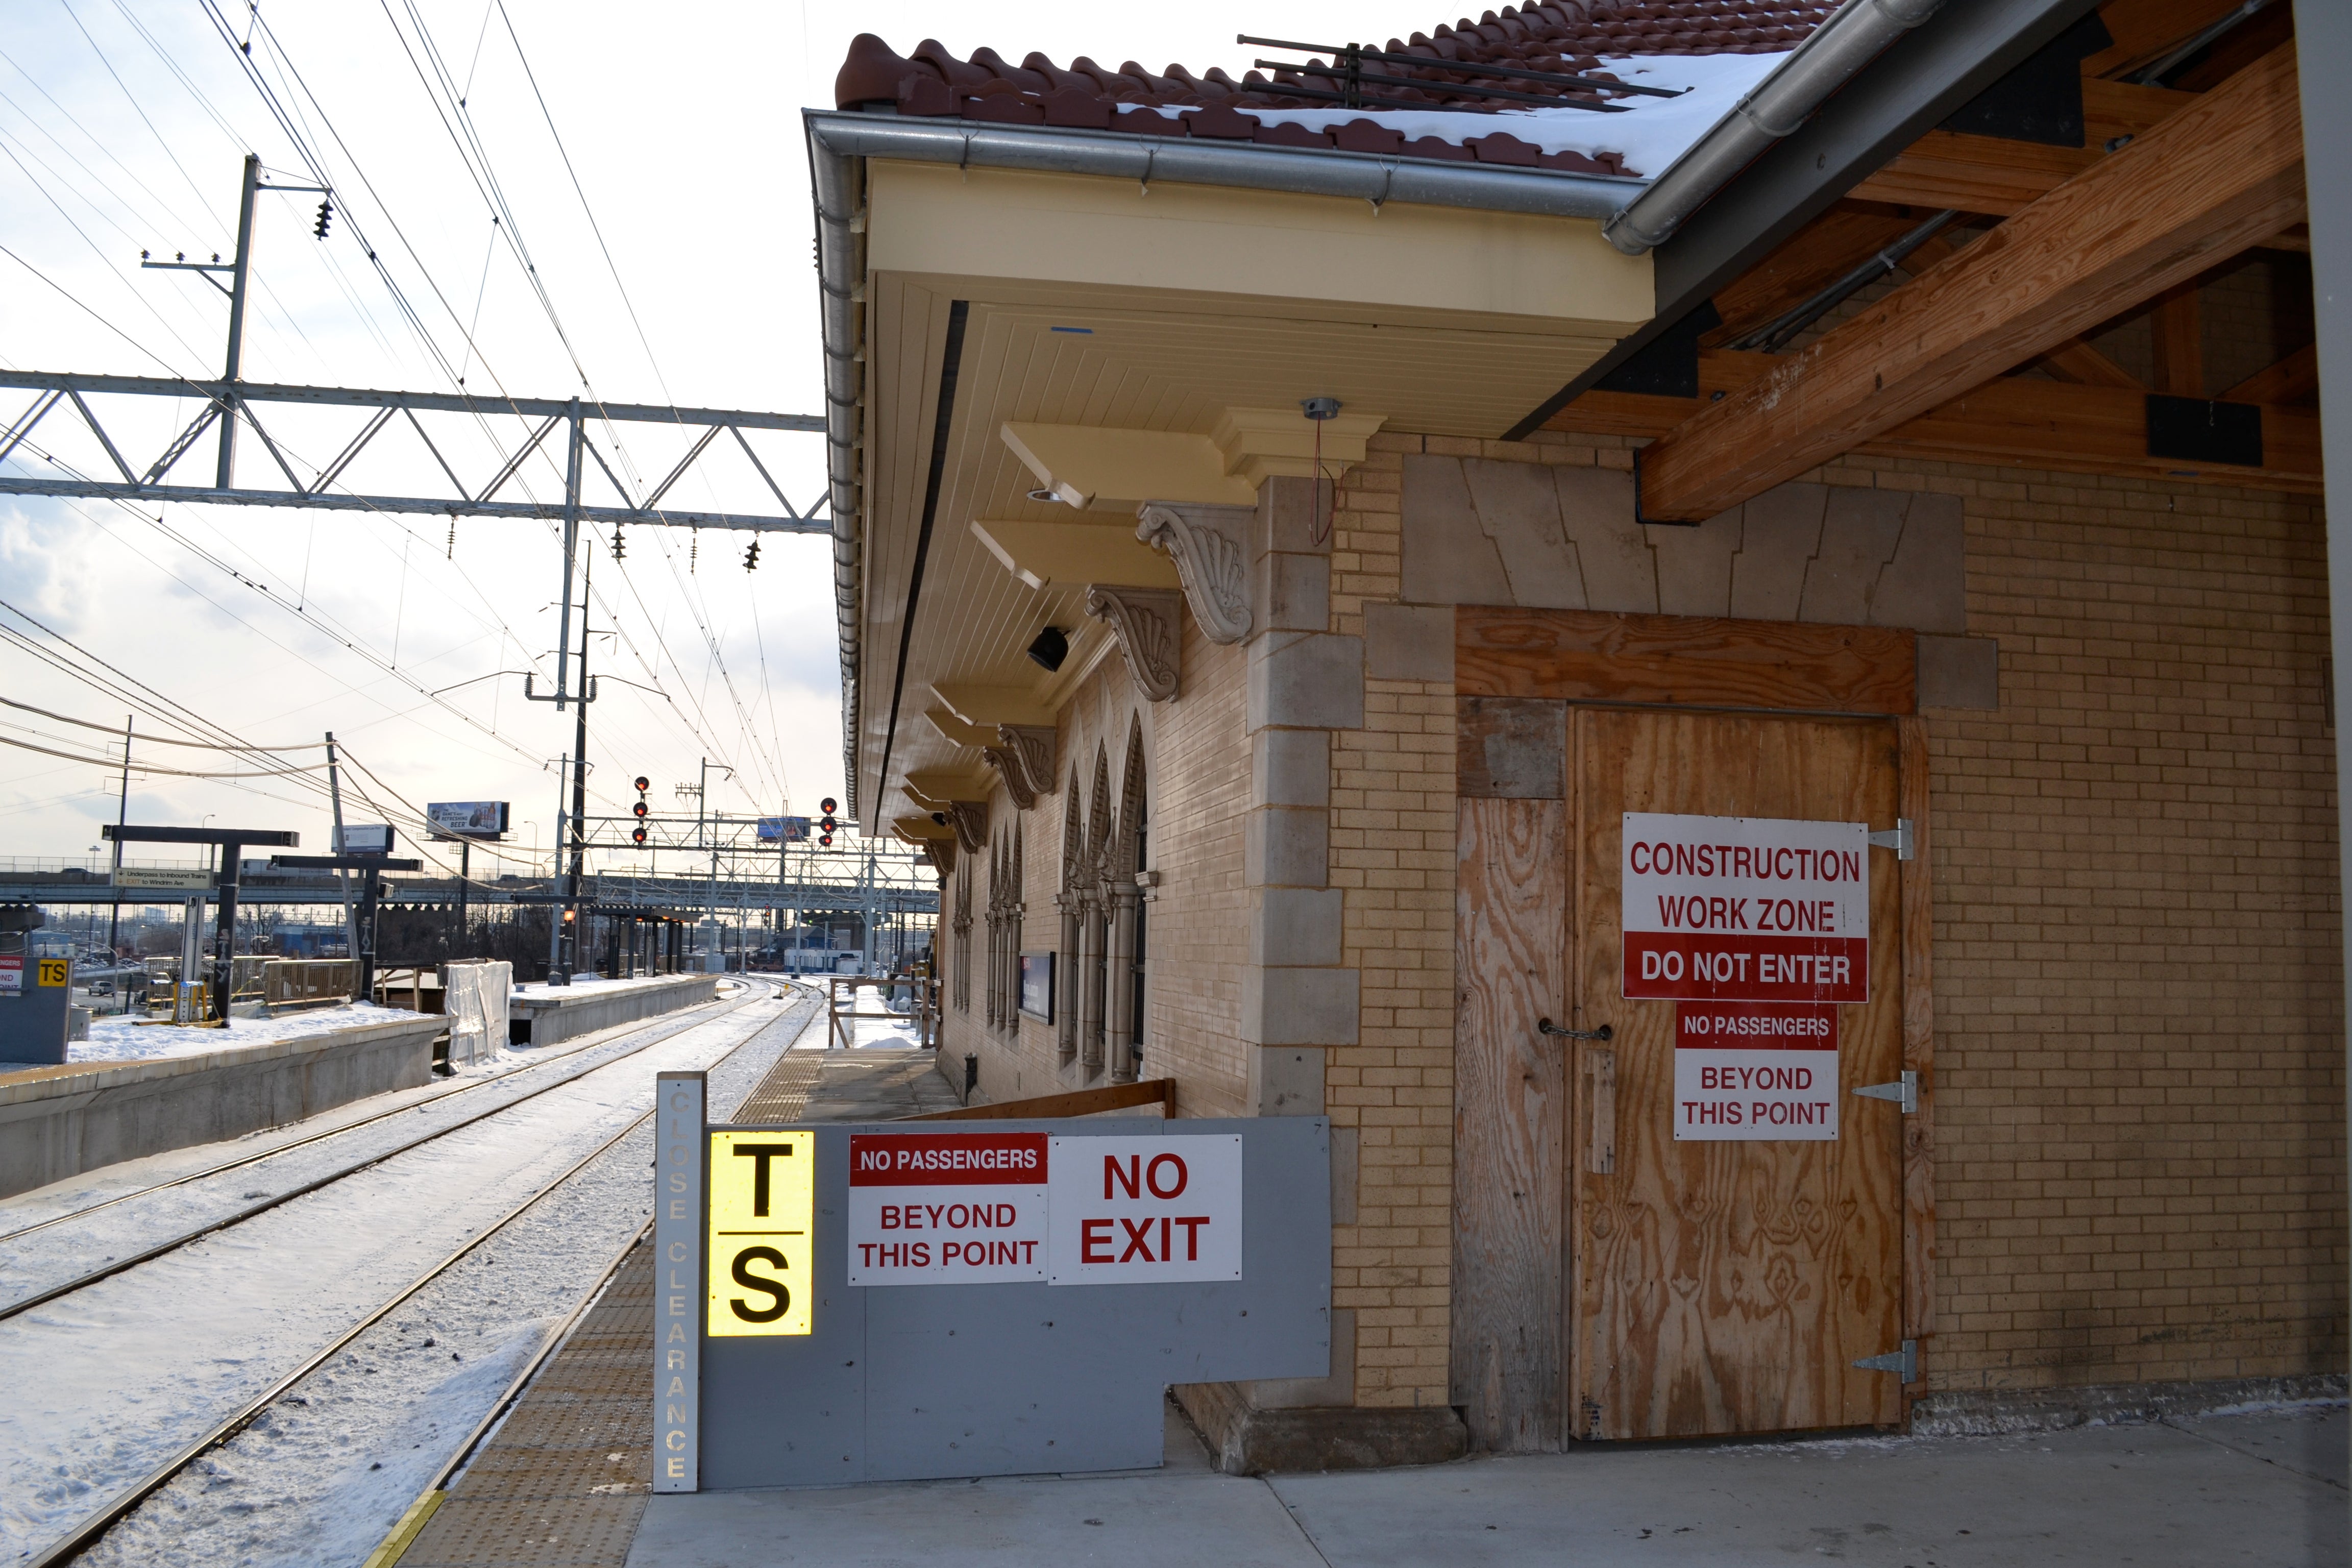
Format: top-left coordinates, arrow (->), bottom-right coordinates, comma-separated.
653,1071 -> 705,1493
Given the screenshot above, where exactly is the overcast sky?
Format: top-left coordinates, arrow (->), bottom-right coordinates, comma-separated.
0,0 -> 1451,876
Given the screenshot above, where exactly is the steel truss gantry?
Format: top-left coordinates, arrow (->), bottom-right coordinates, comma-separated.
0,370 -> 828,533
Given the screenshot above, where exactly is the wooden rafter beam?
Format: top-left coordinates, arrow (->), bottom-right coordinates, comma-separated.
2223,342 -> 2318,403
1552,351 -> 2319,496
1848,80 -> 2199,215
2037,337 -> 2145,388
1631,43 -> 2308,524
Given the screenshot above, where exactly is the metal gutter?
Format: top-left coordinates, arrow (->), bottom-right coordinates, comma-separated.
1603,0 -> 1947,256
803,108 -> 1644,819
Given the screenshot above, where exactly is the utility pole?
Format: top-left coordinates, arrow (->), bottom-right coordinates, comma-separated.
217,154 -> 258,488
324,732 -> 361,993
107,715 -> 131,954
546,755 -> 568,982
564,546 -> 594,979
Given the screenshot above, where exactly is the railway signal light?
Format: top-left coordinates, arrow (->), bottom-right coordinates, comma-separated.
313,197 -> 333,239
632,824 -> 649,846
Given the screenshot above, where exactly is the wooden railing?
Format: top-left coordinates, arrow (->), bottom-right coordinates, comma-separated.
909,1077 -> 1175,1122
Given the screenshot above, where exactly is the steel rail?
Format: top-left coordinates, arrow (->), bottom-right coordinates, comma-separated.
0,982 -> 799,1321
0,981 -> 780,1252
21,977 -> 805,1568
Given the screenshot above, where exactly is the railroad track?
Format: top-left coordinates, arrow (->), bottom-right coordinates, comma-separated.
0,977 -> 772,1253
10,977 -> 818,1568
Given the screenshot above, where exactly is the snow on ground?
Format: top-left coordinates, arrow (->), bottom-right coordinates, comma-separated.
0,986 -> 807,1565
0,995 -> 788,1312
71,1001 -> 430,1065
1117,51 -> 1787,179
69,988 -> 813,1568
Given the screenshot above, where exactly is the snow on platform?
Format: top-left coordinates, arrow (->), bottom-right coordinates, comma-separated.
71,1001 -> 432,1066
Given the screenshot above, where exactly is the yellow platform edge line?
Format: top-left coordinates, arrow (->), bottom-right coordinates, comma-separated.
360,1488 -> 447,1568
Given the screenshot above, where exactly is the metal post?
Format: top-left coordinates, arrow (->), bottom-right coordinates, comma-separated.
357,867 -> 381,1002
547,758 -> 568,983
548,396 -> 584,709
216,154 -> 260,489
564,548 -> 593,980
210,836 -> 242,1022
325,732 -> 360,991
456,837 -> 470,959
108,715 -> 131,955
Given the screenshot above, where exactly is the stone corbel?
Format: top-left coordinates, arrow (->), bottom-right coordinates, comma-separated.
1083,585 -> 1183,703
982,746 -> 1038,812
922,839 -> 956,878
997,724 -> 1059,800
1137,501 -> 1253,644
949,799 -> 989,854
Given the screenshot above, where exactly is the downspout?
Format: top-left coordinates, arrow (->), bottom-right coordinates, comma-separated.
807,131 -> 867,821
1603,0 -> 1946,256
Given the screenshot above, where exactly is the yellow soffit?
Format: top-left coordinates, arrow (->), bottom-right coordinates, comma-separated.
900,783 -> 953,813
923,707 -> 995,749
904,767 -> 993,800
931,682 -> 1057,728
970,518 -> 1180,592
1214,407 -> 1388,487
1000,423 -> 1254,511
892,814 -> 957,842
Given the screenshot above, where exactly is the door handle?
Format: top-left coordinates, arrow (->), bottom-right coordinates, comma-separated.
1538,1017 -> 1611,1041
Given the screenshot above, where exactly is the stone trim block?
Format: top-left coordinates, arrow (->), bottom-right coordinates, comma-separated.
1248,887 -> 1345,967
1252,729 -> 1331,810
1364,602 -> 1454,683
1245,1042 -> 1330,1112
1245,805 -> 1329,888
1244,970 -> 1360,1048
1249,631 -> 1365,732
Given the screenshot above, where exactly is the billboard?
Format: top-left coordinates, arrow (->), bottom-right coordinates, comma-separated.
426,801 -> 510,840
338,823 -> 396,854
756,816 -> 811,843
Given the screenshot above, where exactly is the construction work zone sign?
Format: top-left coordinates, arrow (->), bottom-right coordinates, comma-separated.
1047,1134 -> 1242,1285
706,1130 -> 815,1336
1673,1001 -> 1840,1141
847,1131 -> 1048,1284
1622,812 -> 1869,1004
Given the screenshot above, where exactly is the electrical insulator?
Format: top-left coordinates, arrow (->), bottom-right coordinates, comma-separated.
611,525 -> 625,560
743,539 -> 760,572
313,197 -> 333,239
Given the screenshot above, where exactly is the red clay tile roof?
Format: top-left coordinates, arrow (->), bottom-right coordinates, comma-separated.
836,3 -> 1830,177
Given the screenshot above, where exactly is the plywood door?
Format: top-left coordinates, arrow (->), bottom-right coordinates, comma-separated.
1450,797 -> 1567,1452
1569,708 -> 1905,1440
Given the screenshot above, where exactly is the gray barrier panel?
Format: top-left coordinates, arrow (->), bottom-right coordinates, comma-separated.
700,1115 -> 1330,1488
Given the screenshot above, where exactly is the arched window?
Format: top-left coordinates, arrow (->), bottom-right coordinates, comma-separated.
1057,775 -> 1082,1066
1108,713 -> 1147,1083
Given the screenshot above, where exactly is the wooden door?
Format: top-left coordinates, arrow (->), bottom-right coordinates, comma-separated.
1569,707 -> 1905,1440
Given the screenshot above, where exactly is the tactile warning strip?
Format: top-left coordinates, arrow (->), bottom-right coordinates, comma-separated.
396,1237 -> 656,1568
729,1050 -> 823,1124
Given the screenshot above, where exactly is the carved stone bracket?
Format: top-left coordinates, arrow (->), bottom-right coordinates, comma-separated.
998,724 -> 1059,799
1137,501 -> 1253,644
948,799 -> 989,854
922,838 -> 956,878
982,746 -> 1038,812
1083,584 -> 1183,703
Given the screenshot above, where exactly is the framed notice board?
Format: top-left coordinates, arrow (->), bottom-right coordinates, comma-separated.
1018,951 -> 1054,1022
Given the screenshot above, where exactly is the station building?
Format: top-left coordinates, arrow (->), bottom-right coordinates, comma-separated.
805,0 -> 2344,1466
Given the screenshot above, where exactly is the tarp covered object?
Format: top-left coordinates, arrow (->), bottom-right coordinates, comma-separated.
443,960 -> 511,1065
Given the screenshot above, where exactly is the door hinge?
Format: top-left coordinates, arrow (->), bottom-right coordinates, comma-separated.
1867,818 -> 1913,861
1852,1069 -> 1917,1114
1852,1339 -> 1917,1380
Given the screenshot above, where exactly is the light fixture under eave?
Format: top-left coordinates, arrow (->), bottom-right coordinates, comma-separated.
1026,626 -> 1070,673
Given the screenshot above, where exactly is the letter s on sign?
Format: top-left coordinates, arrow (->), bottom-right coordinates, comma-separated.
728,1247 -> 791,1323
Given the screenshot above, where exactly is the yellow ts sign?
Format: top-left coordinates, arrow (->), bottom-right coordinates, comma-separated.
706,1129 -> 815,1337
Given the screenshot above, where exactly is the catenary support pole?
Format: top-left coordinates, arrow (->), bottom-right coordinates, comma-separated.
214,154 -> 260,489
2289,2 -> 2352,1509
564,547 -> 594,981
107,715 -> 130,955
324,732 -> 360,994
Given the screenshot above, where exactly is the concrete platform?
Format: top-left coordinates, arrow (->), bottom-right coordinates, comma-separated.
0,1012 -> 444,1198
620,1403 -> 2347,1567
510,975 -> 719,1047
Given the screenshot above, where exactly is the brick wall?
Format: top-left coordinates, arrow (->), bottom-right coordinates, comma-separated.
1324,432 -> 1463,1408
1354,422 -> 2344,1398
934,623 -> 1253,1115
